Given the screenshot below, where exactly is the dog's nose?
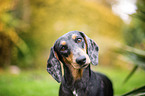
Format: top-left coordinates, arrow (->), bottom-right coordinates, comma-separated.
76,56 -> 86,65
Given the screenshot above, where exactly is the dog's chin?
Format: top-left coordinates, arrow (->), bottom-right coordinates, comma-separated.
72,63 -> 89,69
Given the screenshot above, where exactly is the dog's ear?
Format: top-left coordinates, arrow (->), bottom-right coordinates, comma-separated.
47,47 -> 62,83
79,32 -> 99,65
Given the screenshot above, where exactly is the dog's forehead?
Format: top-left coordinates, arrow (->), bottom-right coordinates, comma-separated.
62,31 -> 80,39
55,31 -> 81,44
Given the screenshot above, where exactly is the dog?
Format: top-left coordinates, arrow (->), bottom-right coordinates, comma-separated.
47,31 -> 113,96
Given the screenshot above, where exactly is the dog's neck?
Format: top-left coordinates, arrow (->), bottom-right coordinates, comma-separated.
63,63 -> 91,86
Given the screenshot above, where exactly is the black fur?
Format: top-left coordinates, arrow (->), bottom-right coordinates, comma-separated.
47,31 -> 113,96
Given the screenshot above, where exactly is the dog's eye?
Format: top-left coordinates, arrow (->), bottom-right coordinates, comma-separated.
61,46 -> 67,51
76,38 -> 82,43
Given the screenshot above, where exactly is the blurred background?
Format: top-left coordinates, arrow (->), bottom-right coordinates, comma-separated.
0,0 -> 145,96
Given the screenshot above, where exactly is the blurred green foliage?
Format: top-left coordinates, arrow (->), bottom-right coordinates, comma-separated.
120,0 -> 145,82
123,0 -> 145,50
0,0 -> 31,68
0,0 -> 123,68
117,0 -> 145,95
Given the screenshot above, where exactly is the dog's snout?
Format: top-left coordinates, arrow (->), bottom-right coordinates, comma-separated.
76,56 -> 86,65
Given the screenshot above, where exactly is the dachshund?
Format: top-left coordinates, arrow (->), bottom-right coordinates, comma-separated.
47,31 -> 113,96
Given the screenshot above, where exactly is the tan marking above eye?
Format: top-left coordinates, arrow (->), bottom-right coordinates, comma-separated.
61,41 -> 66,45
72,34 -> 77,39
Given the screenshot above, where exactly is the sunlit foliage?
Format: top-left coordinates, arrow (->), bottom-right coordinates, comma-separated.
0,0 -> 123,68
117,0 -> 145,89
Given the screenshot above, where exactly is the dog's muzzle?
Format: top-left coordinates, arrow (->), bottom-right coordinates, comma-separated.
76,56 -> 86,65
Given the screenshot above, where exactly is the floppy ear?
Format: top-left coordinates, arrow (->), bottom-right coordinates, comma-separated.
79,32 -> 99,65
47,47 -> 62,83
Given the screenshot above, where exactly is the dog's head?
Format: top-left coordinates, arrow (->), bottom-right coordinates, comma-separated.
47,31 -> 99,83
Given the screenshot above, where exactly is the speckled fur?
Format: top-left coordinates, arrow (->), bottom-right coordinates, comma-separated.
47,31 -> 113,96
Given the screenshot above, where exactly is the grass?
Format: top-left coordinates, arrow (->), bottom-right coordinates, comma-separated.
95,67 -> 145,95
0,67 -> 145,96
0,70 -> 59,96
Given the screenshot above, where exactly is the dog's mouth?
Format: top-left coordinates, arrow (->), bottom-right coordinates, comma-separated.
71,63 -> 89,69
81,64 -> 89,68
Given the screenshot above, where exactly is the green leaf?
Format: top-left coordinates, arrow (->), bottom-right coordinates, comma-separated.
122,85 -> 145,96
123,65 -> 138,83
